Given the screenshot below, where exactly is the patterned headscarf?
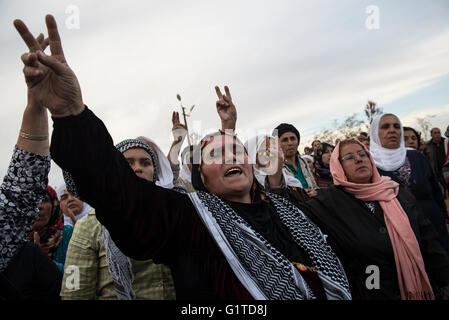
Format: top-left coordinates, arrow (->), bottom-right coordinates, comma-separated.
115,139 -> 159,182
313,142 -> 334,179
28,186 -> 63,258
136,136 -> 173,188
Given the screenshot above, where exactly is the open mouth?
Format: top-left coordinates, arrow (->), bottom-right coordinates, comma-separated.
224,167 -> 243,177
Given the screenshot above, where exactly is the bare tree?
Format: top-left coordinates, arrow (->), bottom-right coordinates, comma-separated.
313,114 -> 365,144
416,114 -> 436,141
364,100 -> 383,131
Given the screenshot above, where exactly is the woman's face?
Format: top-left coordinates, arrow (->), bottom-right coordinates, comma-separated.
60,190 -> 84,216
201,135 -> 253,203
321,146 -> 334,166
378,115 -> 402,149
404,130 -> 418,150
33,193 -> 56,231
123,148 -> 154,182
339,143 -> 373,184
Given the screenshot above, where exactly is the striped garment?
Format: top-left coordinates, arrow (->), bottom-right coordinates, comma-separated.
60,210 -> 175,300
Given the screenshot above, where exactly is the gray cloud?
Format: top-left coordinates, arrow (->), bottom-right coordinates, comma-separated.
1,0 -> 449,187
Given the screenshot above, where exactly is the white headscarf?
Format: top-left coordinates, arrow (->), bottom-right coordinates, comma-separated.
302,155 -> 314,163
137,136 -> 174,189
369,113 -> 406,172
56,183 -> 93,226
282,167 -> 305,188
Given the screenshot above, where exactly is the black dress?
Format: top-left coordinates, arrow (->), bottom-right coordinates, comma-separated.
0,242 -> 62,300
378,150 -> 449,256
49,107 -> 332,300
298,185 -> 449,300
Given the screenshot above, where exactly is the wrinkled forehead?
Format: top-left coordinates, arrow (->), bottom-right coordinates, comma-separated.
379,114 -> 401,126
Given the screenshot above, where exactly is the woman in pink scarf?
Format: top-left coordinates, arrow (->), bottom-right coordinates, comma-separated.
299,138 -> 449,300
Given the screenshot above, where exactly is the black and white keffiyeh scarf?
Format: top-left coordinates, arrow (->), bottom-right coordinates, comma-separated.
188,190 -> 352,300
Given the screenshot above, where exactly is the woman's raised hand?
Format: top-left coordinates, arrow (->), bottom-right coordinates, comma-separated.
215,85 -> 236,132
14,14 -> 84,117
167,111 -> 188,165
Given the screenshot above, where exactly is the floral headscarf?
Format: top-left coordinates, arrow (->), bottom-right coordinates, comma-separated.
28,186 -> 63,258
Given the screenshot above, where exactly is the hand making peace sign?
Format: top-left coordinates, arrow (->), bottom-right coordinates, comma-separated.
14,15 -> 84,117
215,85 -> 237,132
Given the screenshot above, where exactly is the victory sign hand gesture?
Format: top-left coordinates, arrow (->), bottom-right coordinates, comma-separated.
215,86 -> 236,132
14,14 -> 84,117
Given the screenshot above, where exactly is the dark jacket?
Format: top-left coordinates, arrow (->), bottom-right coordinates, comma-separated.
51,107 -> 332,300
297,185 -> 449,300
424,137 -> 447,188
0,242 -> 62,300
378,150 -> 449,256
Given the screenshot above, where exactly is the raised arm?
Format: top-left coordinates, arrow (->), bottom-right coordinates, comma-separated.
13,16 -> 84,118
215,85 -> 237,133
0,30 -> 52,272
167,111 -> 188,176
13,15 -> 198,262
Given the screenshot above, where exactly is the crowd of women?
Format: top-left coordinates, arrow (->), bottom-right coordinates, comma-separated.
2,14 -> 449,301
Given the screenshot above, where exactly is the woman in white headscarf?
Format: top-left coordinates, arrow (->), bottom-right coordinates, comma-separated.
370,113 -> 449,256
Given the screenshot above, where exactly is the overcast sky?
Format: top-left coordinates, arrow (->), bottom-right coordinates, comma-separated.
1,0 -> 449,188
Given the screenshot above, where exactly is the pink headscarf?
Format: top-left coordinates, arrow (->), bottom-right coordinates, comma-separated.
330,138 -> 434,300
